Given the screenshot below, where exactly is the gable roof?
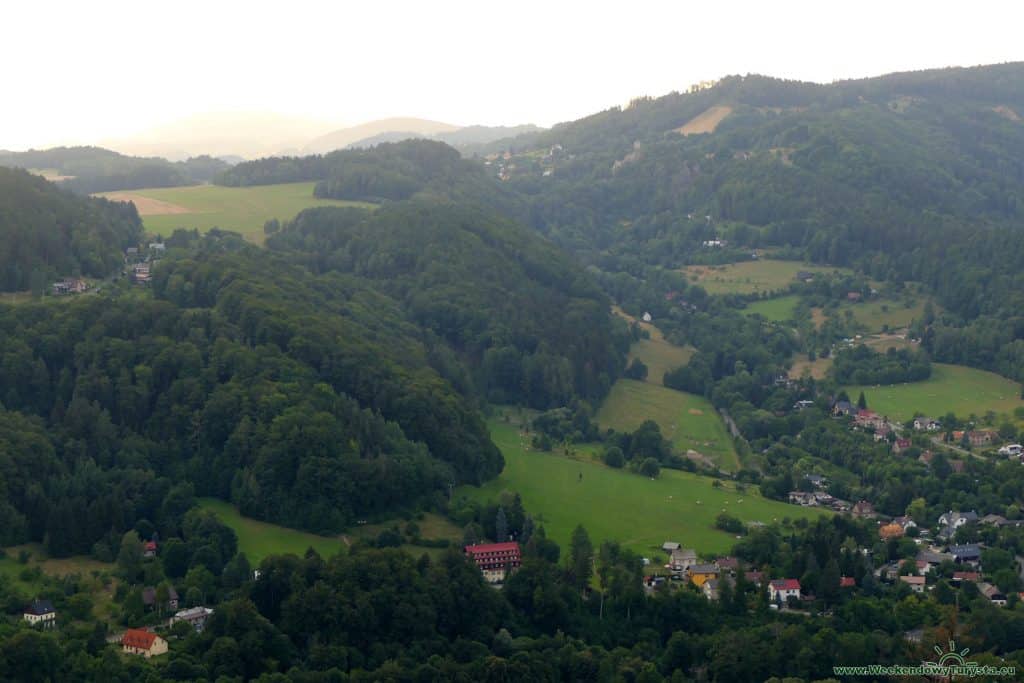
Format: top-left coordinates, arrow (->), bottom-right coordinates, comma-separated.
464,542 -> 520,556
840,576 -> 856,588
900,575 -> 926,585
770,579 -> 801,591
122,629 -> 159,649
25,599 -> 55,616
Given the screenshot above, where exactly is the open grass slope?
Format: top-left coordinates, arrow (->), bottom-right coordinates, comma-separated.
612,306 -> 694,383
97,183 -> 374,243
198,499 -> 346,564
744,294 -> 799,321
596,379 -> 739,471
679,260 -> 851,295
463,420 -> 826,558
844,362 -> 1024,421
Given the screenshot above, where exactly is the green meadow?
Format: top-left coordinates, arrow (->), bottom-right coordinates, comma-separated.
844,362 -> 1024,421
463,420 -> 826,559
98,182 -> 374,243
198,499 -> 346,564
744,294 -> 800,321
596,379 -> 739,471
679,260 -> 850,295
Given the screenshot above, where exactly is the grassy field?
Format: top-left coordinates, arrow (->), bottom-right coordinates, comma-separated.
848,299 -> 928,332
844,363 -> 1024,421
675,105 -> 733,135
461,420 -> 826,558
612,306 -> 694,383
744,295 -> 799,321
97,183 -> 374,243
788,353 -> 832,380
596,379 -> 739,471
679,260 -> 851,295
198,499 -> 346,564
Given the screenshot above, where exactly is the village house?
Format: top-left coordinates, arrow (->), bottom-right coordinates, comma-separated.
687,563 -> 720,588
51,277 -> 88,295
171,606 -> 214,632
900,575 -> 926,593
702,575 -> 734,601
744,571 -> 764,586
938,510 -> 978,539
951,571 -> 981,585
714,556 -> 740,573
143,540 -> 158,559
892,438 -> 912,454
793,399 -> 815,411
913,416 -> 941,431
892,516 -> 917,531
953,430 -> 996,447
846,291 -> 862,302
851,500 -> 875,518
854,409 -> 886,431
23,600 -> 56,628
788,491 -> 816,506
122,629 -> 168,658
917,550 -> 953,572
949,544 -> 982,565
840,576 -> 856,589
978,582 -> 1007,606
465,542 -> 521,583
142,586 -> 179,612
876,563 -> 901,582
131,262 -> 152,284
804,474 -> 827,488
768,579 -> 801,603
661,541 -> 681,552
796,271 -> 814,282
873,425 -> 893,441
831,400 -> 854,417
669,548 -> 698,573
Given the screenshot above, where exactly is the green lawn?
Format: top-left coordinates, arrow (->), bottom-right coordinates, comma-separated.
198,499 -> 346,564
97,183 -> 374,243
744,295 -> 799,321
462,420 -> 826,558
596,379 -> 739,471
844,363 -> 1024,421
846,298 -> 928,333
679,260 -> 851,295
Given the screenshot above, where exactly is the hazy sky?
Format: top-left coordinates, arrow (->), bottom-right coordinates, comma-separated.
3,0 -> 1022,150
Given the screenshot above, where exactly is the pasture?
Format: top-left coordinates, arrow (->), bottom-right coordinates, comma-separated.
744,294 -> 799,321
98,183 -> 374,243
462,420 -> 826,559
612,306 -> 694,383
596,379 -> 739,471
675,105 -> 733,135
844,362 -> 1024,421
788,353 -> 832,380
679,260 -> 851,295
198,499 -> 346,564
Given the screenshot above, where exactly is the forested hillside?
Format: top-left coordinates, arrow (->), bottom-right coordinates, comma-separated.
216,139 -> 525,218
494,63 -> 1024,381
0,167 -> 142,291
0,146 -> 230,193
268,201 -> 627,408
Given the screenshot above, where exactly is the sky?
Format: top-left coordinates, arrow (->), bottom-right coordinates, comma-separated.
3,0 -> 1023,151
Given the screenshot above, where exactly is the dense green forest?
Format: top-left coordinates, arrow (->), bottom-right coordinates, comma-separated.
0,167 -> 142,291
0,146 -> 231,193
267,202 -> 626,408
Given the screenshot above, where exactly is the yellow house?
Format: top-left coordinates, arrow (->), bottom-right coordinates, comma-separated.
687,563 -> 720,587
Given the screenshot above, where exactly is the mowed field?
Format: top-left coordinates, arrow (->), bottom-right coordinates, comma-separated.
98,183 -> 374,243
680,260 -> 851,295
596,379 -> 739,471
612,306 -> 694,382
463,420 -> 826,558
844,363 -> 1024,421
198,499 -> 346,564
675,105 -> 733,135
744,294 -> 799,321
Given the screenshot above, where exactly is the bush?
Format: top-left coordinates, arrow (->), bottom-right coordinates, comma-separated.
715,513 -> 745,534
638,458 -> 661,478
603,447 -> 625,468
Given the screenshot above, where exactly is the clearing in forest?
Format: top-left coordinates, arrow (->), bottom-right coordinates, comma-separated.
680,260 -> 850,296
675,105 -> 733,135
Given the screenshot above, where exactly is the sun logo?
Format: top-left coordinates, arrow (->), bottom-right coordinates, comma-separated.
928,640 -> 976,668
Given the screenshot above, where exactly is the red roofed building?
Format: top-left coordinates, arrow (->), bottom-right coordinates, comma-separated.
122,629 -> 168,658
840,576 -> 856,588
952,571 -> 981,584
143,540 -> 158,558
465,542 -> 521,583
768,579 -> 801,603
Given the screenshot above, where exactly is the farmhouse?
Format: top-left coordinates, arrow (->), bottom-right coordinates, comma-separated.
52,278 -> 88,295
853,409 -> 885,430
938,510 -> 978,535
913,417 -> 941,431
23,600 -> 56,628
831,400 -> 854,417
143,540 -> 158,558
978,582 -> 1007,606
702,575 -> 734,600
661,541 -> 681,552
891,516 -> 917,531
687,563 -> 720,588
788,491 -> 816,506
840,576 -> 856,588
768,579 -> 801,603
744,571 -> 764,586
669,548 -> 698,572
953,430 -> 996,447
122,629 -> 168,658
171,606 -> 214,632
951,571 -> 980,585
804,474 -> 827,488
714,556 -> 740,573
900,575 -> 926,593
465,542 -> 521,583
